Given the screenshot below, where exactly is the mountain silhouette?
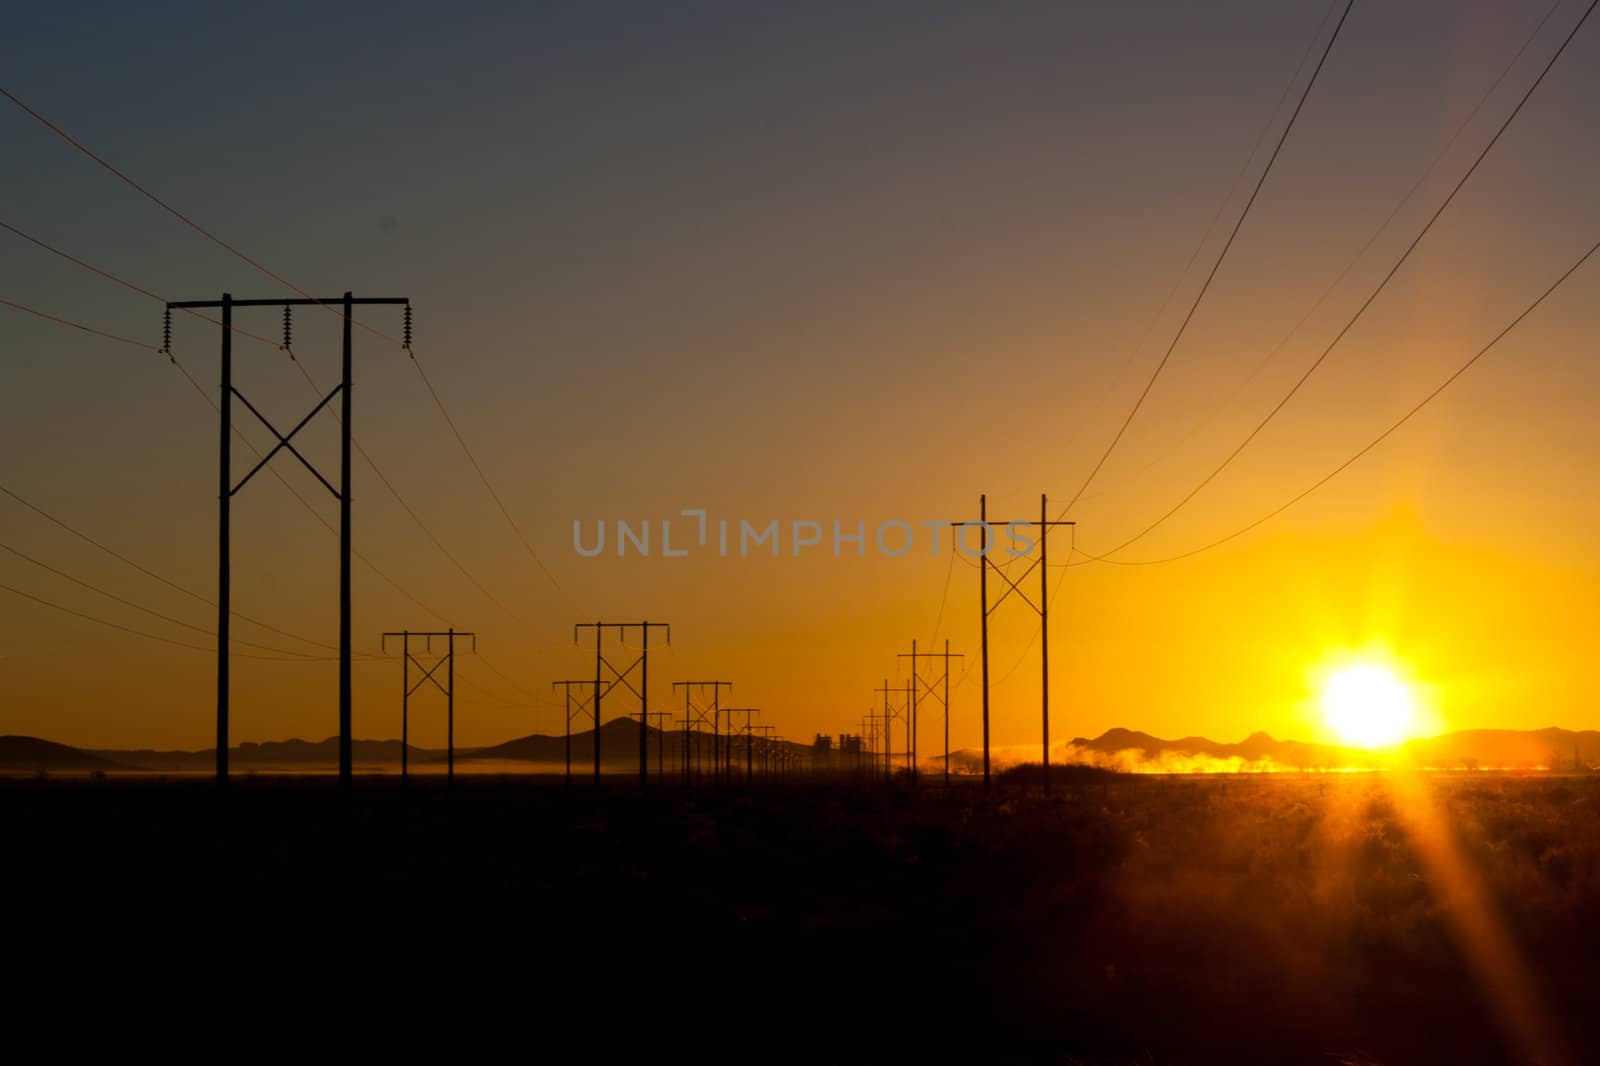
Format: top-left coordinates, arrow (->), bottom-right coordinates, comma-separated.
1057,726 -> 1600,771
23,723 -> 1597,774
87,737 -> 442,771
0,735 -> 139,772
944,726 -> 1600,773
462,717 -> 813,768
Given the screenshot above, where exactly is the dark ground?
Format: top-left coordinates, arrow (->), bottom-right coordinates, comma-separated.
5,771 -> 1598,1063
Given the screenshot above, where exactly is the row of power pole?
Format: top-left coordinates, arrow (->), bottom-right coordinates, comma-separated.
857,494 -> 1069,792
177,295 -> 1058,795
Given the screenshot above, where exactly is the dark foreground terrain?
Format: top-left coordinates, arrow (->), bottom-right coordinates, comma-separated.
5,771 -> 1598,1063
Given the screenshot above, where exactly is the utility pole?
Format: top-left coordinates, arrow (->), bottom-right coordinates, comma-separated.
382,629 -> 475,783
753,724 -> 776,778
574,621 -> 671,787
720,709 -> 760,784
642,710 -> 672,781
874,679 -> 907,783
900,640 -> 964,786
675,717 -> 706,784
905,677 -> 913,780
672,681 -> 732,786
169,292 -> 410,788
552,680 -> 594,786
949,494 -> 1073,793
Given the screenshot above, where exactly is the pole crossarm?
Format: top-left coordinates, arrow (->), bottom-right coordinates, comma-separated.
168,297 -> 412,309
986,556 -> 1044,617
553,680 -> 596,723
961,520 -> 1074,618
597,653 -> 644,701
407,654 -> 451,698
873,681 -> 907,721
671,680 -> 731,728
899,647 -> 963,705
229,384 -> 344,499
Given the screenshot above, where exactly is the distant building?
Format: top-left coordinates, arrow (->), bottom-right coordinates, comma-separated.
813,733 -> 833,754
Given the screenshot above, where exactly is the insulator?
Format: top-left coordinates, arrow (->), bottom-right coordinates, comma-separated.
161,307 -> 171,354
402,303 -> 413,351
282,305 -> 295,360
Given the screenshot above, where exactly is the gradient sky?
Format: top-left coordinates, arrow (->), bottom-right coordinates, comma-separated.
3,0 -> 1599,754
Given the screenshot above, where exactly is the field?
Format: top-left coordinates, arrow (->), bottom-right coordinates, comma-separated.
5,770 -> 1598,1063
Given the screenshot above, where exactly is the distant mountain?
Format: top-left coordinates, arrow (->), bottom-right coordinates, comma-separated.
0,736 -> 138,772
461,717 -> 814,769
1036,726 -> 1600,772
71,719 -> 813,774
461,716 -> 644,766
88,737 -> 444,771
45,724 -> 1600,776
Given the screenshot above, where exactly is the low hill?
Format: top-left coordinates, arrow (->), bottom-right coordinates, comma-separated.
1047,726 -> 1600,772
0,736 -> 137,772
90,737 -> 444,771
461,717 -> 815,771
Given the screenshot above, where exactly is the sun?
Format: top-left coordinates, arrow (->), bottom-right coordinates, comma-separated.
1320,662 -> 1416,748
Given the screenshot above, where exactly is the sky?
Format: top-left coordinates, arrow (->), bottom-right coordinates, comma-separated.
2,0 -> 1599,755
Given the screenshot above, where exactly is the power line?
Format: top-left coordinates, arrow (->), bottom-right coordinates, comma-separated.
1,233 -> 539,700
1070,227 -> 1600,567
936,0 -> 1587,694
2,219 -> 521,627
0,86 -> 376,339
970,2 -> 1340,596
1,84 -> 580,614
1057,0 -> 1358,518
0,218 -> 285,352
406,351 -> 582,616
1081,0 -> 1599,561
279,356 -> 530,624
0,579 -> 339,662
0,538 -> 340,660
1042,0 -> 1345,498
165,344 -> 482,642
0,480 -> 340,653
193,352 -> 541,704
1004,102 -> 1596,676
924,544 -> 957,648
1,295 -> 160,351
1070,0 -> 1563,510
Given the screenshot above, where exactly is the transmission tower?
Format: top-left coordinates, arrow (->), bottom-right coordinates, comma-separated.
672,680 -> 732,786
552,679 -> 595,786
899,639 -> 963,785
950,494 -> 1073,793
752,723 -> 776,778
382,628 -> 475,782
575,621 -> 670,787
873,679 -> 913,781
720,708 -> 760,783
